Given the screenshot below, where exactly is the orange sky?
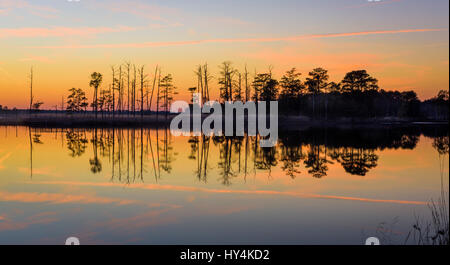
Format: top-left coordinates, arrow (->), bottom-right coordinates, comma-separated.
0,0 -> 448,109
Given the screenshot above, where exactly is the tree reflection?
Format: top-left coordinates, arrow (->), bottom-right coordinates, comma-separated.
66,130 -> 88,157
50,126 -> 448,185
337,148 -> 378,176
304,145 -> 329,178
215,136 -> 236,186
89,128 -> 102,174
433,136 -> 449,155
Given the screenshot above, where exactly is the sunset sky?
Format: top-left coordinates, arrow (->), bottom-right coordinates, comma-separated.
0,0 -> 448,109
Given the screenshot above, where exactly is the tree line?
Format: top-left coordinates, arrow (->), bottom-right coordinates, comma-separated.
2,63 -> 447,121
211,63 -> 449,120
65,64 -> 177,119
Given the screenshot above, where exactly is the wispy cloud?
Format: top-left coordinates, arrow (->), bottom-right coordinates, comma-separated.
0,8 -> 9,15
0,212 -> 58,232
31,28 -> 446,49
0,191 -> 139,206
0,0 -> 59,18
18,166 -> 62,177
0,26 -> 137,38
30,181 -> 427,205
18,56 -> 51,63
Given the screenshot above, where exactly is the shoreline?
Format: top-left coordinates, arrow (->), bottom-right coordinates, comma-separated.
0,112 -> 447,129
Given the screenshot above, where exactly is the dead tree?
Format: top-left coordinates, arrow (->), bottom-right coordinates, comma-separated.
149,65 -> 158,112
29,67 -> 33,112
111,66 -> 116,117
125,62 -> 131,114
244,65 -> 249,102
138,65 -> 147,117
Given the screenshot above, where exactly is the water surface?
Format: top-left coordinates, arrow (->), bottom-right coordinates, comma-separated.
0,126 -> 448,244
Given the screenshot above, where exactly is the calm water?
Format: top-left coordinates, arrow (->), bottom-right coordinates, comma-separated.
0,125 -> 448,245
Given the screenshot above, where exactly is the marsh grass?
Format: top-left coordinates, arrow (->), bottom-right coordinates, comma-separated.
405,192 -> 449,245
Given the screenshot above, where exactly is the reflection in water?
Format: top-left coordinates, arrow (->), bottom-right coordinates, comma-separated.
433,136 -> 449,155
1,125 -> 448,245
24,126 -> 449,184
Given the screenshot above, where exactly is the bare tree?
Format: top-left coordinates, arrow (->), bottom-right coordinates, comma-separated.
138,65 -> 147,116
111,66 -> 116,117
195,65 -> 204,104
132,65 -> 137,116
29,67 -> 33,112
234,71 -> 242,101
218,61 -> 235,102
203,63 -> 212,102
156,67 -> 161,118
125,62 -> 131,114
149,65 -> 158,112
118,65 -> 123,113
244,65 -> 249,102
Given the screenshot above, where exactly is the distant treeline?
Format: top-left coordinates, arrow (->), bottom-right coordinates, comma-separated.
0,63 -> 448,121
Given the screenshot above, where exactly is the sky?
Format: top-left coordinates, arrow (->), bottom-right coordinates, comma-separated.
0,0 -> 448,109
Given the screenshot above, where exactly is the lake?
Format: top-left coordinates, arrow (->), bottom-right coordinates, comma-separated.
0,125 -> 448,244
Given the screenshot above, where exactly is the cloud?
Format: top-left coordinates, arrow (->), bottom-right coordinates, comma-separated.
0,0 -> 59,18
31,180 -> 427,205
0,191 -> 139,206
0,26 -> 137,38
0,212 -> 58,232
18,166 -> 62,177
100,209 -> 179,232
31,28 -> 446,49
18,56 -> 51,63
0,8 -> 9,15
241,47 -> 382,71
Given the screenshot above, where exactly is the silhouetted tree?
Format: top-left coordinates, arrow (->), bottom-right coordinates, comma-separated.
306,68 -> 329,118
279,68 -> 304,112
218,61 -> 235,102
66,88 -> 88,113
280,68 -> 304,98
252,73 -> 278,101
159,74 -> 177,119
29,67 -> 33,112
89,72 -> 103,118
327,81 -> 341,93
188,87 -> 196,103
341,70 -> 378,92
32,101 -> 44,111
138,65 -> 147,116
